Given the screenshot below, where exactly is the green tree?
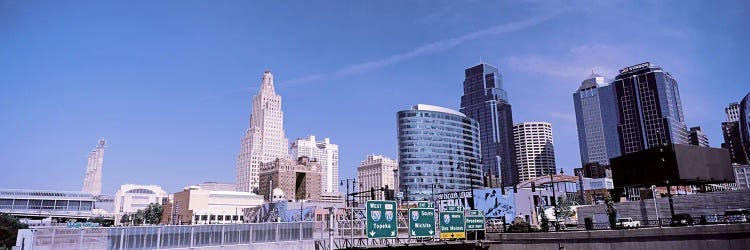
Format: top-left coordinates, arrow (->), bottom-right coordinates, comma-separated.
142,203 -> 163,225
120,214 -> 130,225
87,216 -> 114,227
507,220 -> 530,233
540,212 -> 550,232
605,195 -> 618,230
0,213 -> 29,248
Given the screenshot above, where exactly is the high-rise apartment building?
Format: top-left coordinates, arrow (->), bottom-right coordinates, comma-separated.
688,126 -> 709,147
397,104 -> 483,202
612,62 -> 688,154
290,135 -> 339,193
460,63 -> 518,186
573,72 -> 621,166
513,122 -> 556,181
258,156 -> 323,202
236,70 -> 289,193
726,102 -> 741,122
82,138 -> 106,196
357,155 -> 397,202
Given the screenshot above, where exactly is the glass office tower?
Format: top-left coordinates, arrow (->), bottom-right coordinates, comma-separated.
397,104 -> 483,202
460,63 -> 518,187
739,93 -> 750,163
573,73 -> 621,166
612,62 -> 688,154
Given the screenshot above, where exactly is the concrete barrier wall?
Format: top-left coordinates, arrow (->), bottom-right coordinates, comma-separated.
577,189 -> 750,223
488,224 -> 750,250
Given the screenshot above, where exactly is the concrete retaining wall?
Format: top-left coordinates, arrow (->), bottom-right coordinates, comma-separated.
577,189 -> 750,223
487,224 -> 750,250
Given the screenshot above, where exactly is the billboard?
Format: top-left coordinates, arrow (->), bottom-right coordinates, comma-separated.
611,144 -> 734,187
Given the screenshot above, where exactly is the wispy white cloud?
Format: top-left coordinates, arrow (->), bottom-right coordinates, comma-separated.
282,11 -> 562,87
504,44 -> 633,80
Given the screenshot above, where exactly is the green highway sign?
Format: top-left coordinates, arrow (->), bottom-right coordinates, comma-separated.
409,207 -> 436,237
466,210 -> 485,231
366,200 -> 398,238
417,201 -> 433,208
439,207 -> 465,239
446,206 -> 464,212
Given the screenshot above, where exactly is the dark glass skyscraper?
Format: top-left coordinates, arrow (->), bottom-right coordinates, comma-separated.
612,62 -> 688,154
739,93 -> 750,162
460,63 -> 518,186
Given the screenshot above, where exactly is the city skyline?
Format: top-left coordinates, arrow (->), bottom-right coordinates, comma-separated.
1,1 -> 748,194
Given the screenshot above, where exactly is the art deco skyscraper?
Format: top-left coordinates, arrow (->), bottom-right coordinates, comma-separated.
573,72 -> 621,166
82,138 -> 106,196
612,62 -> 688,154
460,63 -> 518,186
236,70 -> 289,193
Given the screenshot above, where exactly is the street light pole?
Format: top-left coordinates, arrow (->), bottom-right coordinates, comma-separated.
340,178 -> 356,207
651,185 -> 660,227
666,180 -> 675,219
550,174 -> 558,230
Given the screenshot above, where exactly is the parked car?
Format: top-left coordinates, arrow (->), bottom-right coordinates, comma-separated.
616,218 -> 640,228
724,209 -> 749,223
671,213 -> 694,226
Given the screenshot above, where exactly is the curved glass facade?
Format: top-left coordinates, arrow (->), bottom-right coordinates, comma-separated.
397,104 -> 483,202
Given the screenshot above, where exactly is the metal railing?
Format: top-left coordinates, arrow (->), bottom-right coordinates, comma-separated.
15,221 -> 318,250
513,214 -> 750,232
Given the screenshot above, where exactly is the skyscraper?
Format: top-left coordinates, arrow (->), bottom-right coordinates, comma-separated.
82,138 -> 106,196
460,63 -> 518,187
290,135 -> 339,193
722,95 -> 750,165
688,126 -> 709,147
722,121 -> 747,164
513,122 -> 556,181
738,93 -> 750,163
611,62 -> 688,154
573,72 -> 621,166
236,70 -> 289,193
357,155 -> 397,202
397,104 -> 483,202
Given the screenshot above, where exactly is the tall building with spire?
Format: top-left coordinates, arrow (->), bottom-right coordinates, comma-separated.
460,63 -> 518,186
82,138 -> 106,196
236,70 -> 289,193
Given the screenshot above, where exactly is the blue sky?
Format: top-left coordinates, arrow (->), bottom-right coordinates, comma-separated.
1,0 -> 748,194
